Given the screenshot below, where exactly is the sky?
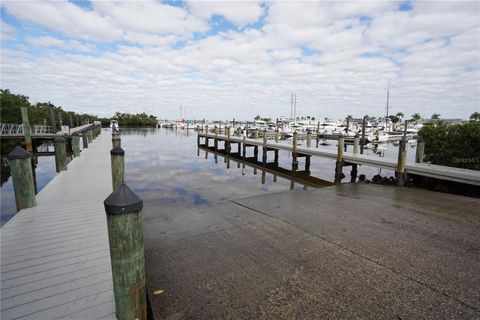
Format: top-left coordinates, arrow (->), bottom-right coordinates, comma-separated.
1,0 -> 479,121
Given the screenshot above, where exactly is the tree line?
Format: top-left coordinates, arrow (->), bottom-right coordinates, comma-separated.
0,89 -> 159,128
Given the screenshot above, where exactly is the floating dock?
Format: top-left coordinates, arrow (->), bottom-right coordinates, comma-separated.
0,131 -> 115,320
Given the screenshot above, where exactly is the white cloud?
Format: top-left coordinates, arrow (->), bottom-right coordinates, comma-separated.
26,36 -> 96,52
93,1 -> 208,36
1,1 -> 479,120
2,0 -> 123,41
187,1 -> 265,27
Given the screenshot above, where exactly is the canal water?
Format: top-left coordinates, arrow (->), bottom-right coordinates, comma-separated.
0,128 -> 417,226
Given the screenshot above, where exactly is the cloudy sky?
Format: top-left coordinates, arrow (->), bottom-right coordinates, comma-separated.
1,1 -> 479,120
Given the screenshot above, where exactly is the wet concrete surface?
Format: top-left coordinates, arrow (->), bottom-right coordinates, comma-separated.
144,184 -> 480,319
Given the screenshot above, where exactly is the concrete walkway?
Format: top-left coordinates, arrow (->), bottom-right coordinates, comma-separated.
144,184 -> 480,319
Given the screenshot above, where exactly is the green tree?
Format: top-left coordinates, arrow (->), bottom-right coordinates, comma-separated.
431,113 -> 441,120
254,115 -> 261,120
419,122 -> 480,170
470,112 -> 480,122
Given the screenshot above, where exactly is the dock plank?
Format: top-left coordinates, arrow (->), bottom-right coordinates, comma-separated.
0,131 -> 115,320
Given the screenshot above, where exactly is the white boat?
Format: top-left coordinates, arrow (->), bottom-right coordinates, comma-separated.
319,118 -> 342,134
110,120 -> 119,132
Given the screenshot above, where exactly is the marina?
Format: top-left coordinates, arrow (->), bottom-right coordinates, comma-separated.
1,127 -> 479,319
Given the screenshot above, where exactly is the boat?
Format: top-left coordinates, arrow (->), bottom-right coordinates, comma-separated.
110,120 -> 119,132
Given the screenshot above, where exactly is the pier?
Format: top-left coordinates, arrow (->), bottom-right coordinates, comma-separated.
0,131 -> 115,319
198,128 -> 480,187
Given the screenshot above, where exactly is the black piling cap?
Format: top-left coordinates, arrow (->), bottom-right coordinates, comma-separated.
104,183 -> 143,215
110,146 -> 125,156
7,146 -> 31,160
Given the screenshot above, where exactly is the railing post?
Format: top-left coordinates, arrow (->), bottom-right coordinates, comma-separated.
104,184 -> 146,320
72,134 -> 81,157
415,137 -> 425,163
306,130 -> 312,148
82,131 -> 89,149
7,147 -> 36,210
396,137 -> 408,186
112,133 -> 121,148
111,147 -> 125,191
54,136 -> 67,173
21,107 -> 33,152
275,128 -> 280,143
334,135 -> 344,184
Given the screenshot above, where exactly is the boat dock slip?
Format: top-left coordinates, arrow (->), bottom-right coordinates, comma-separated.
0,132 -> 115,320
198,131 -> 480,186
144,184 -> 480,319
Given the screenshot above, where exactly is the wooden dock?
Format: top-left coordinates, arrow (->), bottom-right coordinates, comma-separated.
0,131 -> 115,320
199,131 -> 480,186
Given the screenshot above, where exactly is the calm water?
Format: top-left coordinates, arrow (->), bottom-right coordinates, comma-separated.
1,128 -> 417,226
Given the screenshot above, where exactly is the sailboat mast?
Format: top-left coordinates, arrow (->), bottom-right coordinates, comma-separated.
294,93 -> 297,119
290,93 -> 293,118
385,82 -> 390,132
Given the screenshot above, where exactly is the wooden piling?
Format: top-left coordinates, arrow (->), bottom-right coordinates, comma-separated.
104,184 -> 146,320
226,127 -> 231,154
197,125 -> 200,145
275,129 -> 280,143
415,137 -> 425,163
205,125 -> 209,147
111,147 -> 125,191
292,132 -> 298,171
72,134 -> 81,157
255,128 -> 259,140
334,135 -> 344,184
396,137 -> 408,186
7,147 -> 36,210
87,129 -> 93,144
361,116 -> 367,155
214,126 -> 218,150
112,133 -> 121,148
351,134 -> 359,182
21,107 -> 33,152
82,130 -> 89,149
262,129 -> 267,163
54,136 -> 67,173
306,130 -> 312,148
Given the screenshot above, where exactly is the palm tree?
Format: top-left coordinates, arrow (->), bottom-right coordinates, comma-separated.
470,112 -> 480,122
431,113 -> 441,120
395,112 -> 404,119
411,113 -> 421,122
